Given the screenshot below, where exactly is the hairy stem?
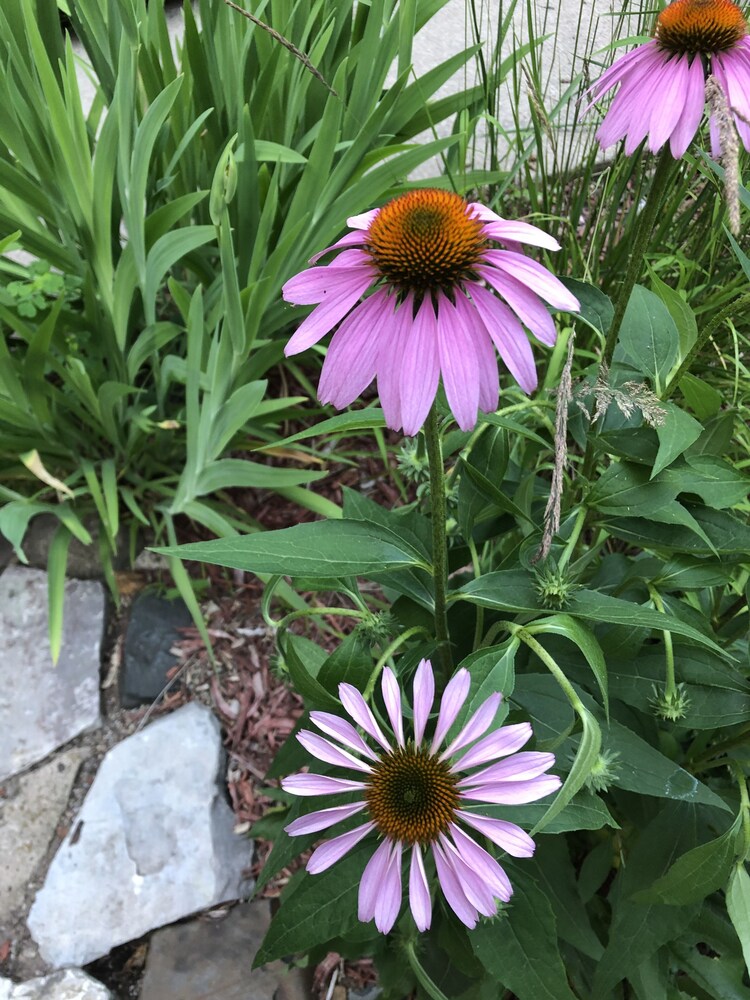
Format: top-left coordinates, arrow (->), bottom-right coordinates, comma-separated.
424,404 -> 453,682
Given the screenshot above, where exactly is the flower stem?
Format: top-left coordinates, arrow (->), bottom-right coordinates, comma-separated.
648,585 -> 676,699
424,403 -> 453,682
662,289 -> 750,400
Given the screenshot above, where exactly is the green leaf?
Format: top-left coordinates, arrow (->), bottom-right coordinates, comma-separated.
47,524 -> 71,665
618,284 -> 680,392
678,373 -> 722,421
156,519 -> 430,577
194,459 -> 325,495
470,870 -> 579,1000
279,631 -> 340,711
475,791 -> 617,835
253,139 -> 308,164
587,461 -> 678,515
261,409 -> 387,451
646,266 -> 697,362
451,640 -> 517,735
727,864 -> 750,974
317,632 -> 374,693
633,815 -> 741,905
532,705 -> 601,835
254,841 -> 370,966
526,614 -> 608,715
532,837 -> 604,959
651,403 -> 703,478
560,277 -> 613,336
661,454 -> 750,509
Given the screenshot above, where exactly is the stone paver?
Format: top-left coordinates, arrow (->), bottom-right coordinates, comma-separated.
0,566 -> 103,783
0,748 -> 88,921
140,900 -> 305,1000
121,592 -> 192,708
28,703 -> 253,968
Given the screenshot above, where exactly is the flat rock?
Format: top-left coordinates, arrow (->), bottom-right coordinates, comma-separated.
0,748 -> 88,922
0,969 -> 110,999
0,566 -> 103,782
120,592 -> 192,708
28,703 -> 253,968
140,901 -> 305,1000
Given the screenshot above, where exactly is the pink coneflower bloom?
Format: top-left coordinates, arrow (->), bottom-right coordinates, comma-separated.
281,658 -> 560,933
588,0 -> 750,157
281,189 -> 579,436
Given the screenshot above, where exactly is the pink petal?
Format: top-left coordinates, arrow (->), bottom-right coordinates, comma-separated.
623,56 -> 675,155
438,836 -> 497,916
359,839 -> 392,922
339,683 -> 391,751
456,810 -> 536,858
432,842 -> 479,928
479,268 -> 558,346
412,658 -> 435,747
296,731 -> 373,774
649,54 -> 690,151
347,208 -> 379,230
375,293 -> 412,432
431,668 -> 471,754
480,218 -> 561,251
409,844 -> 432,931
587,41 -> 662,103
482,252 -> 580,311
453,722 -> 533,771
449,824 -> 513,901
462,773 -> 562,805
309,230 -> 367,263
441,692 -> 502,761
669,54 -> 707,157
381,667 -> 405,747
285,801 -> 366,836
283,251 -> 372,303
399,296 -> 440,436
282,773 -> 366,796
458,750 -> 556,787
454,291 -> 499,413
469,284 -> 538,393
317,291 -> 388,409
436,290 -> 481,431
307,821 -> 375,874
284,272 -> 375,355
374,841 -> 403,933
309,711 -> 378,760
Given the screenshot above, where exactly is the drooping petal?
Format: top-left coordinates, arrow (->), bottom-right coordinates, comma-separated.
399,295 -> 441,436
431,668 -> 471,754
412,658 -> 435,747
462,773 -> 562,805
441,692 -> 502,761
409,844 -> 432,931
374,841 -> 403,933
432,841 -> 479,928
309,230 -> 368,263
376,293 -> 411,431
318,289 -> 390,408
381,667 -> 405,747
469,284 -> 538,393
453,290 -> 499,414
623,54 -> 676,155
669,53 -> 708,157
309,711 -> 379,760
438,836 -> 498,916
448,824 -> 514,902
586,40 -> 662,104
453,721 -> 533,771
296,730 -> 374,773
285,801 -> 367,836
479,268 -> 558,346
456,809 -> 536,858
307,821 -> 376,874
435,290 -> 481,431
282,251 -> 372,304
339,683 -> 391,751
647,53 -> 690,151
359,839 -> 392,923
282,773 -> 367,796
284,273 -> 375,355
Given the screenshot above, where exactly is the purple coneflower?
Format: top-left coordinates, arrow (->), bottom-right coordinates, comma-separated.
282,189 -> 579,436
281,659 -> 560,933
588,0 -> 750,157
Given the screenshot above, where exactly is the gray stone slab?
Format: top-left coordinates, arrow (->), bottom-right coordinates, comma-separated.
0,748 -> 88,922
27,703 -> 253,968
140,901 -> 291,1000
0,566 -> 103,782
121,592 -> 192,708
0,969 -> 110,999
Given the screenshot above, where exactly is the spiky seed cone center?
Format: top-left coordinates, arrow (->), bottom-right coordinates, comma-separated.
366,189 -> 488,292
364,744 -> 460,845
656,0 -> 747,52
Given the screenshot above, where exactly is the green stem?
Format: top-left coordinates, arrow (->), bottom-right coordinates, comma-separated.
405,942 -> 452,1000
363,626 -> 429,700
511,625 -> 586,715
580,149 -> 676,483
662,289 -> 750,400
557,506 -> 586,572
424,403 -> 453,681
649,585 -> 676,699
468,536 -> 484,651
